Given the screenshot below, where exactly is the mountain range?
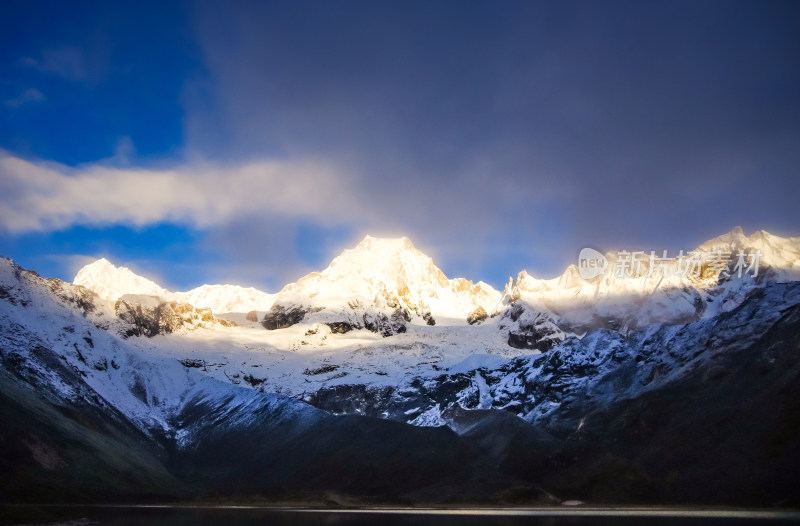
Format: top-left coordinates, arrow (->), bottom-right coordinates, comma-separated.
74,258 -> 277,316
1,227 -> 799,506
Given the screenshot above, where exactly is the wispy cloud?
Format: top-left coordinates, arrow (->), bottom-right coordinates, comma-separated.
3,88 -> 45,108
0,153 -> 359,233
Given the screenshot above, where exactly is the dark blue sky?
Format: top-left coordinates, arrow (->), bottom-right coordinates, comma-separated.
1,1 -> 798,291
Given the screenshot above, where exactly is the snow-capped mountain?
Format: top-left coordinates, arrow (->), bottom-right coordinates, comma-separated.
697,226 -> 800,281
3,227 -> 800,506
501,226 -> 800,336
1,256 -> 495,503
263,235 -> 502,332
71,228 -> 800,358
74,258 -> 168,301
74,258 -> 276,315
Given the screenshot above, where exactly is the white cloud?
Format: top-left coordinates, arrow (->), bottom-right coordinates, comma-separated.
4,88 -> 45,108
0,153 -> 360,233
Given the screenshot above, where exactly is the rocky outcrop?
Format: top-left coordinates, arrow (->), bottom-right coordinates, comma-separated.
262,299 -> 409,336
115,295 -> 232,338
363,310 -> 407,337
261,305 -> 307,330
323,311 -> 408,337
503,304 -> 565,350
467,306 -> 488,325
326,321 -> 356,333
507,330 -> 558,351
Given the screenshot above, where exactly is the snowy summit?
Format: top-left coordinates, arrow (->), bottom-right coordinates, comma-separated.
74,258 -> 276,315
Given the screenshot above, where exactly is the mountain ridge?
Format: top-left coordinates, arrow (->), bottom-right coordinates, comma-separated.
71,228 -> 800,346
74,259 -> 277,316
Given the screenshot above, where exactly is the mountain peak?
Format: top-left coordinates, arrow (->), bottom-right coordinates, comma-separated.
698,227 -> 797,260
698,226 -> 748,249
354,235 -> 416,254
83,257 -> 113,269
272,235 -> 502,325
74,258 -> 167,302
322,235 -> 441,288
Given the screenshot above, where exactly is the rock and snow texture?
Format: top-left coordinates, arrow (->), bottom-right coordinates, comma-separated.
305,279 -> 800,428
65,240 -> 535,394
42,227 -> 800,411
263,235 -> 502,331
0,256 -> 310,438
74,259 -> 276,314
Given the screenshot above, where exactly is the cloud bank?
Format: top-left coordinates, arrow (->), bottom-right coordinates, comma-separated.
0,153 -> 360,233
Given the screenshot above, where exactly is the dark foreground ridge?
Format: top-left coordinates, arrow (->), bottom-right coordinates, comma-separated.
2,504 -> 800,526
